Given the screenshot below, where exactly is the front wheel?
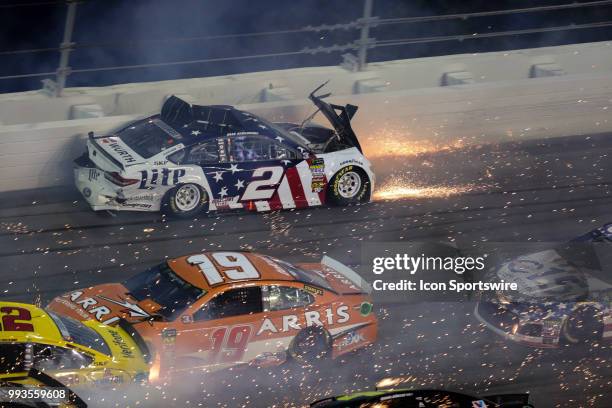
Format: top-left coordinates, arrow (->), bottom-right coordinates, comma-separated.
328,166 -> 370,206
162,183 -> 208,218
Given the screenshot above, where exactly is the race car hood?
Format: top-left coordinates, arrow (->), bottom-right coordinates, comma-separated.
87,134 -> 144,171
48,283 -> 163,326
85,320 -> 149,370
491,249 -> 588,303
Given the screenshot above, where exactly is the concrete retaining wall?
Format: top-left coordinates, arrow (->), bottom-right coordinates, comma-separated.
2,69 -> 611,192
1,41 -> 610,125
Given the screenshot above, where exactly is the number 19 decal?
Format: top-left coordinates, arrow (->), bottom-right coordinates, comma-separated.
210,325 -> 252,362
187,252 -> 260,286
0,306 -> 34,332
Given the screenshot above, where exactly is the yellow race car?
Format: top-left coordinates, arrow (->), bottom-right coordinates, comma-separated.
0,301 -> 149,389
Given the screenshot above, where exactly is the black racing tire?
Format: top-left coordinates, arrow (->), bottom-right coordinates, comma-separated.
561,304 -> 604,344
161,183 -> 209,218
288,327 -> 332,366
327,166 -> 370,206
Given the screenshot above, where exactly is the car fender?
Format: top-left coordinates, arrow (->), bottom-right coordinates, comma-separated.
317,148 -> 375,191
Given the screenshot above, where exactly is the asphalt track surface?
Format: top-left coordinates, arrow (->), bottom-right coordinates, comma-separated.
1,133 -> 611,407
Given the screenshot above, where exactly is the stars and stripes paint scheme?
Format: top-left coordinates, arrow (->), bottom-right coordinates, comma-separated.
47,252 -> 377,382
74,92 -> 374,215
475,223 -> 612,347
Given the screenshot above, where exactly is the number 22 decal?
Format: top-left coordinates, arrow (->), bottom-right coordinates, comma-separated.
0,306 -> 34,332
210,325 -> 252,362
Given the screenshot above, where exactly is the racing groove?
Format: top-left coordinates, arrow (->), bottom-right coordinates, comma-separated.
0,133 -> 611,407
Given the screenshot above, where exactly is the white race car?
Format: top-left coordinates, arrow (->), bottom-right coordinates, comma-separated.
74,83 -> 374,217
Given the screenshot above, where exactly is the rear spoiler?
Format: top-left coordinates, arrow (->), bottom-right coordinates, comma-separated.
118,318 -> 152,364
308,82 -> 362,153
87,131 -> 125,170
482,393 -> 533,408
321,256 -> 372,294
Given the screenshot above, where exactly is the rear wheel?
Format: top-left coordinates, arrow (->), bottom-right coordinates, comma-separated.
162,183 -> 208,218
288,327 -> 332,366
328,166 -> 370,206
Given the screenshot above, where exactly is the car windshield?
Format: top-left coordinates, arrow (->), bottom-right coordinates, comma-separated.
117,118 -> 181,158
266,257 -> 332,291
47,311 -> 111,356
123,262 -> 205,320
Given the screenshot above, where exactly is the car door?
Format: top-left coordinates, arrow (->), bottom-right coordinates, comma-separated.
213,134 -> 312,211
173,285 -> 264,371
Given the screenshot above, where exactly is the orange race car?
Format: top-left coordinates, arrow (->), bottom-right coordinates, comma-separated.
47,252 -> 377,382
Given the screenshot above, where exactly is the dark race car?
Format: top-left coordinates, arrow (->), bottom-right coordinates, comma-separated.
475,222 -> 612,347
74,83 -> 374,217
310,387 -> 533,408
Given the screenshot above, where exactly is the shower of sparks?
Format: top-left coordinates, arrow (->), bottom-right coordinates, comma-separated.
373,177 -> 485,201
361,128 -> 466,158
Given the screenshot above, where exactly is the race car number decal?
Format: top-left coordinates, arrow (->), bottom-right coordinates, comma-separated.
210,325 -> 252,362
0,306 -> 34,332
241,166 -> 283,201
187,252 -> 260,285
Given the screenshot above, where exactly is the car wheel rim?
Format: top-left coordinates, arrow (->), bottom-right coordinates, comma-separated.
337,171 -> 362,198
175,185 -> 201,212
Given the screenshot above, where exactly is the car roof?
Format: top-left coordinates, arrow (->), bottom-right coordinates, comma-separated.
0,302 -> 63,344
167,252 -> 300,290
157,95 -> 306,150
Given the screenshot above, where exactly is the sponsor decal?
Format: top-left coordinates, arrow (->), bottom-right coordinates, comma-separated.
61,291 -> 150,324
360,302 -> 373,317
108,329 -> 135,359
338,330 -> 365,351
138,168 -> 186,189
303,285 -> 324,296
153,160 -> 168,166
108,142 -> 137,164
126,194 -> 155,202
340,159 -> 364,166
88,168 -> 99,182
93,369 -> 124,385
309,158 -> 326,193
162,328 -> 177,345
60,291 -> 119,325
257,305 -> 350,335
97,295 -> 151,319
82,187 -> 92,198
121,202 -> 153,209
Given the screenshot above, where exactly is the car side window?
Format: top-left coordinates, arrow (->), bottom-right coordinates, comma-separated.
226,136 -> 273,162
188,140 -> 220,164
32,344 -> 93,371
194,286 -> 263,321
271,142 -> 299,160
168,140 -> 220,165
263,285 -> 314,312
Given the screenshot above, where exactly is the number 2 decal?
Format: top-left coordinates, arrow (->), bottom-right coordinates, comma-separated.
0,306 -> 34,332
210,325 -> 252,363
187,252 -> 260,286
241,166 -> 284,201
